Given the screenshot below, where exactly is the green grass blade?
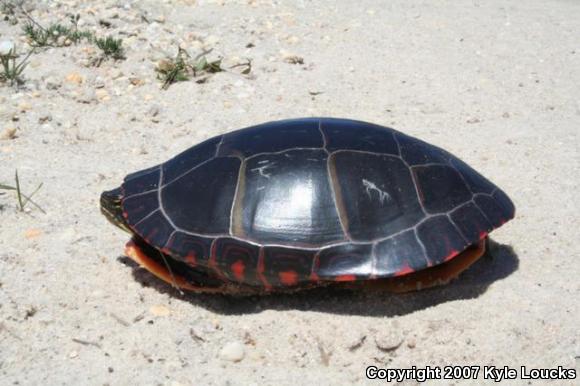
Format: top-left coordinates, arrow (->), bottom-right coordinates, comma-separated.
15,170 -> 23,211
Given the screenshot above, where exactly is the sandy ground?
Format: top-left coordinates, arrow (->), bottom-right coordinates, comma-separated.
0,0 -> 579,385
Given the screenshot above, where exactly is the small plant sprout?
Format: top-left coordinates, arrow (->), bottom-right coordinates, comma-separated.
24,22 -> 79,47
0,170 -> 45,213
23,14 -> 93,47
156,47 -> 191,90
155,47 -> 229,89
0,43 -> 32,86
66,14 -> 94,44
192,55 -> 223,76
95,36 -> 124,60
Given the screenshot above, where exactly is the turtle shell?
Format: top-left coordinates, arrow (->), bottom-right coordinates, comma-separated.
120,118 -> 515,288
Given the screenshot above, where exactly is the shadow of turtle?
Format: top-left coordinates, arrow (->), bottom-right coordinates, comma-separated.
120,239 -> 518,317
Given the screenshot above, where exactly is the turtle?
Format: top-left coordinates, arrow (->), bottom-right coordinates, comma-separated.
101,118 -> 515,294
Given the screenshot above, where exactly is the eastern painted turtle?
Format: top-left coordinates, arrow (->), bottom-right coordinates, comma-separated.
101,118 -> 515,294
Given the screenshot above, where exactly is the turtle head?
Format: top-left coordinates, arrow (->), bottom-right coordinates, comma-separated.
100,187 -> 131,233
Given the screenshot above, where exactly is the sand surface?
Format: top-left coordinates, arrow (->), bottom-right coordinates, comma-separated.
1,0 -> 578,385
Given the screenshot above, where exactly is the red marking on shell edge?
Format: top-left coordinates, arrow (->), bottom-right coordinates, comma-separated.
444,249 -> 459,262
231,259 -> 245,282
279,270 -> 298,286
185,252 -> 197,267
256,248 -> 272,290
334,274 -> 356,282
478,231 -> 488,240
208,240 -> 225,279
394,265 -> 414,277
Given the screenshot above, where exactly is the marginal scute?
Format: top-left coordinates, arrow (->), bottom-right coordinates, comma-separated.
214,238 -> 261,285
417,216 -> 468,266
166,231 -> 213,267
132,210 -> 173,250
492,189 -> 516,219
374,230 -> 427,276
322,119 -> 399,154
123,167 -> 159,197
315,243 -> 373,280
474,195 -> 507,228
262,246 -> 315,286
122,191 -> 159,224
131,237 -> 224,288
450,202 -> 493,241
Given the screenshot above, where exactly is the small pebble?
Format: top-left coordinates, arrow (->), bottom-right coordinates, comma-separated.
108,68 -> 124,79
129,77 -> 144,86
44,77 -> 61,90
285,35 -> 300,44
0,127 -> 17,140
24,228 -> 43,240
149,304 -> 170,316
374,329 -> 403,352
18,102 -> 32,112
219,341 -> 245,362
95,89 -> 110,101
0,40 -> 15,55
93,77 -> 106,89
65,73 -> 84,85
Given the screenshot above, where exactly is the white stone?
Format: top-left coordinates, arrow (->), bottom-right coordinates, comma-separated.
219,341 -> 245,362
374,329 -> 403,352
0,41 -> 15,56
